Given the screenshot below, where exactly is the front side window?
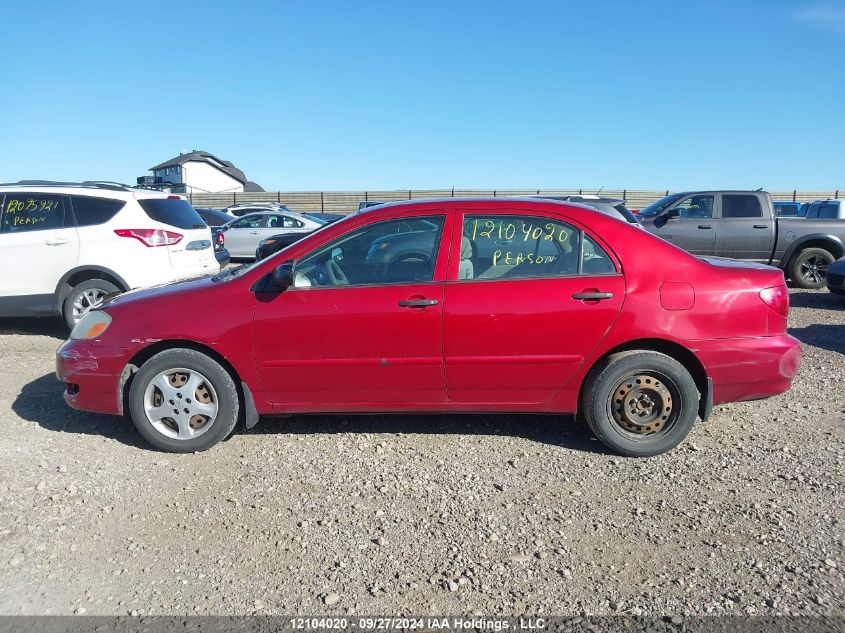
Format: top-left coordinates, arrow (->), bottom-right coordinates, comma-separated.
294,216 -> 445,288
459,214 -> 616,280
1,194 -> 68,232
721,194 -> 762,218
674,195 -> 714,219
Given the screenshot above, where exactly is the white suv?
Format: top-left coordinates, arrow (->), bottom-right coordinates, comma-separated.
0,182 -> 219,327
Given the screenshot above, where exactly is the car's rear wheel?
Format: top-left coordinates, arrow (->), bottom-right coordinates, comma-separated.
128,349 -> 240,452
582,351 -> 698,457
63,279 -> 120,329
789,247 -> 834,289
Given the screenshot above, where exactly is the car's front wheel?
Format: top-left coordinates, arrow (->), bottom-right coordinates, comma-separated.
582,351 -> 698,457
63,279 -> 120,329
128,348 -> 240,452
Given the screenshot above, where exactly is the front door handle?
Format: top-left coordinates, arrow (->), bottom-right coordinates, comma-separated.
572,292 -> 614,301
753,225 -> 768,229
249,231 -> 258,235
398,299 -> 439,308
45,238 -> 70,246
697,225 -> 712,229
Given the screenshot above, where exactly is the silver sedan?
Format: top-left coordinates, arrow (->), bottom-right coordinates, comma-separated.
222,211 -> 325,259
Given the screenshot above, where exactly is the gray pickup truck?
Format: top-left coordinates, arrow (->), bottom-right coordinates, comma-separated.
637,190 -> 845,289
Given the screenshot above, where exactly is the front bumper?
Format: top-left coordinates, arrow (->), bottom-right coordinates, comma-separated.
691,334 -> 802,405
56,340 -> 131,416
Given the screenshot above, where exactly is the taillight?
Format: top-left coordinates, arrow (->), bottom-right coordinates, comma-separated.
759,285 -> 789,317
630,209 -> 639,214
114,229 -> 183,247
217,231 -> 224,245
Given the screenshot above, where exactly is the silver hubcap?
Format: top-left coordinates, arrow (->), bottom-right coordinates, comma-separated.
72,288 -> 107,322
143,368 -> 218,440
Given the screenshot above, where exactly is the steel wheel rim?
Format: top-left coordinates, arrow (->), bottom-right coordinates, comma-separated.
607,372 -> 680,438
800,255 -> 829,285
143,368 -> 219,440
72,288 -> 107,322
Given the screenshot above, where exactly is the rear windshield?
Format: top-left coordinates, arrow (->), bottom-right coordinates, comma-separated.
196,208 -> 233,226
138,198 -> 206,230
613,203 -> 640,223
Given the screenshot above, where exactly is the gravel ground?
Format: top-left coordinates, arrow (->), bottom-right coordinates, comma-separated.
0,289 -> 842,618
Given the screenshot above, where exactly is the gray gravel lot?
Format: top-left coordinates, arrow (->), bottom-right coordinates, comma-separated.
0,289 -> 842,617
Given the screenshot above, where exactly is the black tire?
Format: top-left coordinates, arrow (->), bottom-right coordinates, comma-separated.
582,351 -> 698,457
788,247 -> 834,289
128,348 -> 240,453
63,279 -> 120,329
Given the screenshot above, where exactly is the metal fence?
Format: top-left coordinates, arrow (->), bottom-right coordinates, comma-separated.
183,188 -> 845,214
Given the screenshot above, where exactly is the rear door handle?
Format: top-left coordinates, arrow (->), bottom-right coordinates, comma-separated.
572,292 -> 614,301
398,299 -> 439,308
753,225 -> 768,229
45,238 -> 70,246
697,225 -> 712,229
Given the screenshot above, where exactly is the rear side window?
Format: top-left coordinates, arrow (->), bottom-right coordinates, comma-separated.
138,198 -> 205,230
721,195 -> 762,218
1,193 -> 68,232
71,196 -> 125,226
805,203 -> 821,218
818,203 -> 839,219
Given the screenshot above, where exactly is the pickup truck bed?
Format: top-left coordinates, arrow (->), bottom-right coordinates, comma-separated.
638,190 -> 845,289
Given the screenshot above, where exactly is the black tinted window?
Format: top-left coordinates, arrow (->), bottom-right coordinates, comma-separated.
196,208 -> 232,226
722,194 -> 762,218
138,198 -> 205,230
805,203 -> 821,218
71,196 -> 125,226
819,203 -> 839,219
1,194 -> 68,232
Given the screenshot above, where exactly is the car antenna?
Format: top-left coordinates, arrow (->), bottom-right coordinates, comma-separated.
595,185 -> 605,195
755,187 -> 763,191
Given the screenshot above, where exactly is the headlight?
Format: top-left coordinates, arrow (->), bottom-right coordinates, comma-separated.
70,311 -> 112,340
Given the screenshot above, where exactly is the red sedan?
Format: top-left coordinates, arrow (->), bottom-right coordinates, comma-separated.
56,199 -> 801,457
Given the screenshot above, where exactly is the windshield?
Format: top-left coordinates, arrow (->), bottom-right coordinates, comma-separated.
638,193 -> 685,217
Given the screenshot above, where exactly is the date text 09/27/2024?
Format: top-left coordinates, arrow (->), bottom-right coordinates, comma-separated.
289,617 -> 547,631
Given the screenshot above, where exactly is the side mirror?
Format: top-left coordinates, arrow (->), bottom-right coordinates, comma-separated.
271,261 -> 295,288
665,208 -> 680,219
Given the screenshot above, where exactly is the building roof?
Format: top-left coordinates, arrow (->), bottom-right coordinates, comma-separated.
150,150 -> 251,186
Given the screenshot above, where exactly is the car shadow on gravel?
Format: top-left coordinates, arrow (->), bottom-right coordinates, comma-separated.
13,373 -> 152,450
0,317 -> 68,340
18,373 -> 607,454
789,324 -> 845,355
244,412 -> 608,454
788,290 -> 845,311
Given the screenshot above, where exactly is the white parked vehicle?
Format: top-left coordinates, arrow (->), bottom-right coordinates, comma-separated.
0,181 -> 219,327
223,202 -> 295,218
222,210 -> 325,258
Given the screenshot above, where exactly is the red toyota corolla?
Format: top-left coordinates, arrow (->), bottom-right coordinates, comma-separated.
56,199 -> 801,456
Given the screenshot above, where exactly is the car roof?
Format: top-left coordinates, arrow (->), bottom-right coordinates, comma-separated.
356,196 -> 624,216
0,181 -> 174,200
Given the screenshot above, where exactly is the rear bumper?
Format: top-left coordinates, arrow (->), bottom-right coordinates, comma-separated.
215,248 -> 231,268
55,340 -> 130,416
691,334 -> 802,405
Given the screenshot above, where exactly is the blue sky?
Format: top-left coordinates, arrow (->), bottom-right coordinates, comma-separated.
2,1 -> 844,190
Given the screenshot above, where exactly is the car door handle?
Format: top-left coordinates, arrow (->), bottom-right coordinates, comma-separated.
753,225 -> 768,229
45,238 -> 70,246
398,299 -> 439,308
249,231 -> 258,235
697,225 -> 712,229
572,292 -> 614,301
